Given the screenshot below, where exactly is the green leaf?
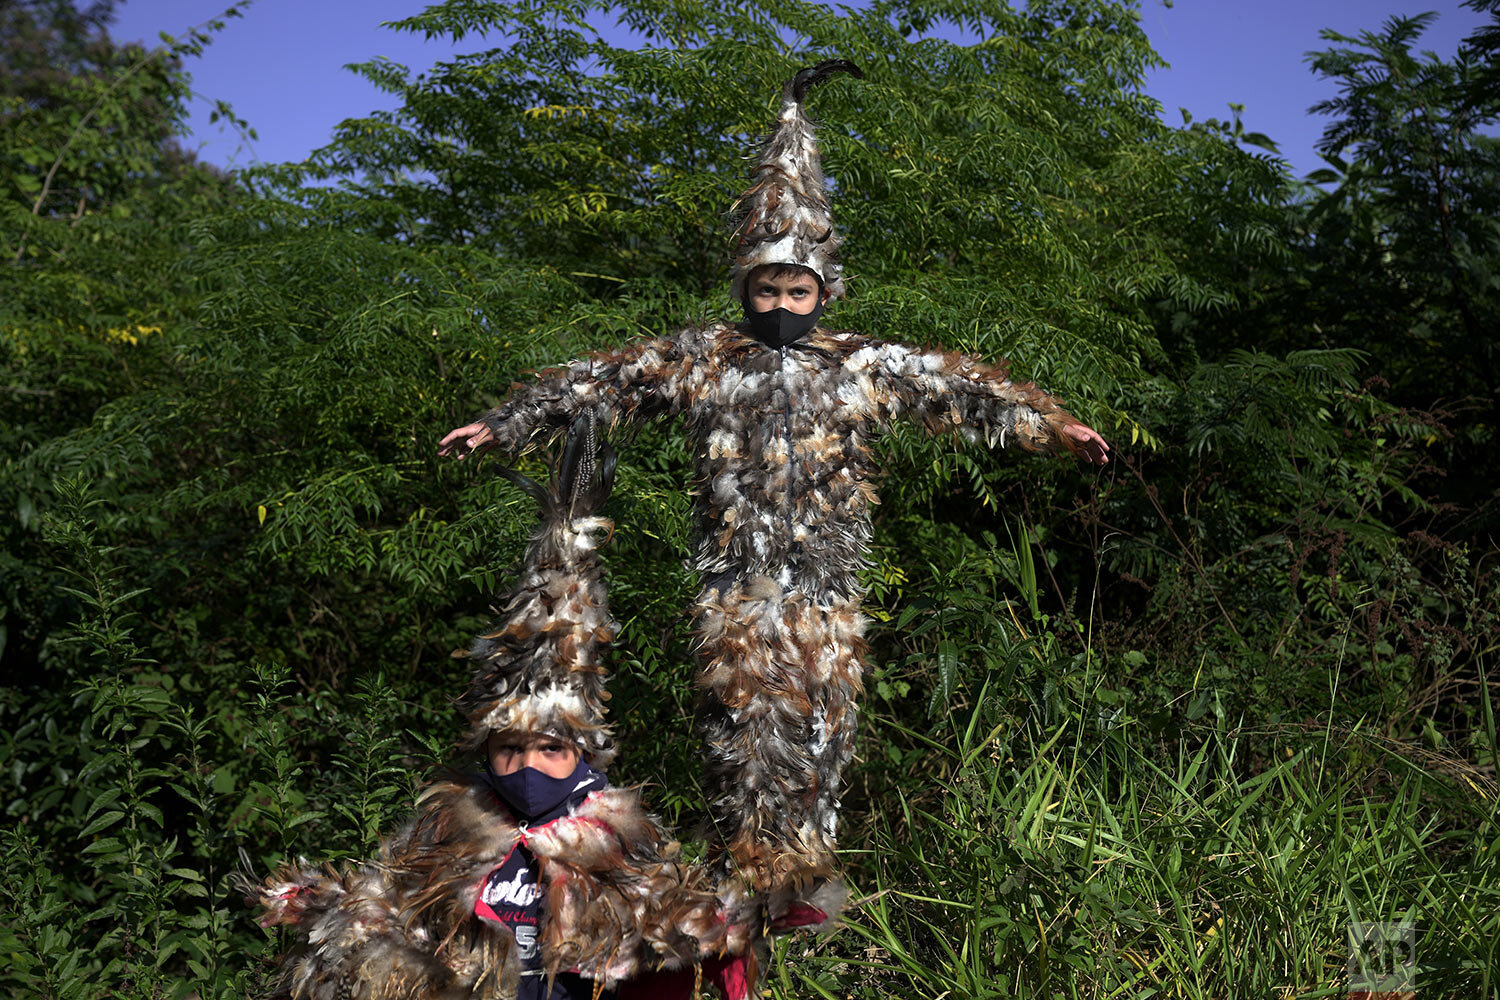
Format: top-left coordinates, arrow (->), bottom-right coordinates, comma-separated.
80,837 -> 125,856
79,810 -> 125,838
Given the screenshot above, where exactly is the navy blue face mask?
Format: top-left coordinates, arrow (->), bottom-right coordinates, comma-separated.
483,757 -> 603,824
744,298 -> 825,348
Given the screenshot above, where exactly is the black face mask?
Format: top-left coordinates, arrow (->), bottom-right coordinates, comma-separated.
744,299 -> 825,348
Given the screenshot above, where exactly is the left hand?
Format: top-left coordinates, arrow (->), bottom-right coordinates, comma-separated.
1064,422 -> 1110,464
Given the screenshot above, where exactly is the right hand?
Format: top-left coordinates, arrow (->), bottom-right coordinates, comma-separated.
439,421 -> 495,459
1064,421 -> 1111,465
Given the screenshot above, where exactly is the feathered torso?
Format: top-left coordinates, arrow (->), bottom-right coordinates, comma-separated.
477,317 -> 1084,895
687,327 -> 884,602
485,320 -> 1080,604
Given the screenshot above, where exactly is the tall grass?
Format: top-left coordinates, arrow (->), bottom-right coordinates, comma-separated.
774,672 -> 1500,998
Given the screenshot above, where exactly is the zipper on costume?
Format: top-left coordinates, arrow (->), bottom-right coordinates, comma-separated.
781,346 -> 796,557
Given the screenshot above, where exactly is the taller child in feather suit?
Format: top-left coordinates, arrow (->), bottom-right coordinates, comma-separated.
442,61 -> 1110,918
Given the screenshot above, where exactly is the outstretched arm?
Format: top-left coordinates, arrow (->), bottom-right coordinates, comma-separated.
440,333 -> 699,460
854,340 -> 1109,463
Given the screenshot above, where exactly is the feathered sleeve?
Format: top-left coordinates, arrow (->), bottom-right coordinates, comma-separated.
249,780 -> 523,1000
847,338 -> 1086,457
249,846 -> 482,1000
480,328 -> 707,457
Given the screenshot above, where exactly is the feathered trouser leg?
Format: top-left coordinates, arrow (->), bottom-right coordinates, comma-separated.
695,581 -> 865,899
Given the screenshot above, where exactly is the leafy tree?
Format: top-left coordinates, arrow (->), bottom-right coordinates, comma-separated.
1081,5 -> 1500,736
267,0 -> 1272,369
2,0 -> 241,262
1,0 -> 241,634
1302,6 -> 1500,407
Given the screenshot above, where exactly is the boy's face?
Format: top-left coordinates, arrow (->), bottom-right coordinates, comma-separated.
487,731 -> 580,779
746,266 -> 828,316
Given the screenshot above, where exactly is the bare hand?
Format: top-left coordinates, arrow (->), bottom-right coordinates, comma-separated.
1064,422 -> 1110,465
439,421 -> 495,459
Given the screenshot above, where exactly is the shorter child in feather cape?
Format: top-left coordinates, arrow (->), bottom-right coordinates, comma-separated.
252,424 -> 756,1000
472,730 -> 612,1000
466,731 -> 754,1000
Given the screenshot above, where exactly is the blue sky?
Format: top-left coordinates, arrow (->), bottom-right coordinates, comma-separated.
112,0 -> 1490,178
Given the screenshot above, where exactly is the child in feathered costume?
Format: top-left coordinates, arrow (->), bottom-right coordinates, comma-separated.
254,422 -> 755,999
442,61 -> 1110,926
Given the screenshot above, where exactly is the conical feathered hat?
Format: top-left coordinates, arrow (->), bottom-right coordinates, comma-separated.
729,60 -> 862,303
457,419 -> 619,769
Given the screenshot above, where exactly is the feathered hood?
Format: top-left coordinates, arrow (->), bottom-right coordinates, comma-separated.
457,417 -> 620,769
728,60 -> 862,303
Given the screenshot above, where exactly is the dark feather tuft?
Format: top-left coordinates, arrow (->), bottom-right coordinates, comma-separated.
560,415 -> 616,519
787,60 -> 862,104
499,466 -> 549,508
575,441 -> 617,518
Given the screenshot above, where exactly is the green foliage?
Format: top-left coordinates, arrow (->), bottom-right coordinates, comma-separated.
0,476 -> 264,998
260,0 -> 1287,433
3,0 -> 1498,995
1,0 -> 245,264
1300,10 -> 1500,406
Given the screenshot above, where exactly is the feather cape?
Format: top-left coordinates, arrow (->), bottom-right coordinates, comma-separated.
253,421 -> 756,998
256,776 -> 754,999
